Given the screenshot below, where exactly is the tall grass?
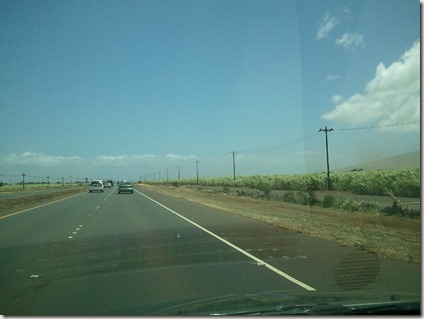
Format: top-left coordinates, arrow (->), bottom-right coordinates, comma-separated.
148,168 -> 420,198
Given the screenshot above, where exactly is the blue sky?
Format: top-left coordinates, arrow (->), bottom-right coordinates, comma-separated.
0,0 -> 420,183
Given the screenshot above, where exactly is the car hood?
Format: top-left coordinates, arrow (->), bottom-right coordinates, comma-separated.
102,290 -> 420,315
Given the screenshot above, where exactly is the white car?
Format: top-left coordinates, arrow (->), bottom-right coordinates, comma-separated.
89,180 -> 104,192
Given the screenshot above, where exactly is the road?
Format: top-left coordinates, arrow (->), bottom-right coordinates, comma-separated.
0,186 -> 420,315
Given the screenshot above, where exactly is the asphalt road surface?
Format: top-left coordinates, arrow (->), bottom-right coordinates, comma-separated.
0,186 -> 420,315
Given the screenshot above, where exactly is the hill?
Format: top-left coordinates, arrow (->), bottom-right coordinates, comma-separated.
339,150 -> 420,171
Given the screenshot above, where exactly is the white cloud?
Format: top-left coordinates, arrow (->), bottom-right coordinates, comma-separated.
0,152 -> 82,167
321,40 -> 420,132
317,12 -> 340,40
0,152 -> 202,169
166,153 -> 197,161
331,95 -> 343,104
335,32 -> 365,49
327,74 -> 341,81
92,154 -> 156,166
376,94 -> 420,132
296,150 -> 321,157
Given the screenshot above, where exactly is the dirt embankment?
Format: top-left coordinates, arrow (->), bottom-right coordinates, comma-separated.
0,187 -> 86,215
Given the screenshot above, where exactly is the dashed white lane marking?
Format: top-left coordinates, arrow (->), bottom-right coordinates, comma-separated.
135,189 -> 316,292
68,225 -> 84,240
70,191 -> 108,239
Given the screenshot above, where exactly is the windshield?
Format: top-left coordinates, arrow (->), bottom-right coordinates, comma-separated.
0,0 -> 420,316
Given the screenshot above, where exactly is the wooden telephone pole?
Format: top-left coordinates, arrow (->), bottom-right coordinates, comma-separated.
319,126 -> 333,190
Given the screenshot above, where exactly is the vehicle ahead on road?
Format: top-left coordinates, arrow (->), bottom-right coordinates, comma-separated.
103,181 -> 112,188
89,180 -> 104,192
118,182 -> 134,194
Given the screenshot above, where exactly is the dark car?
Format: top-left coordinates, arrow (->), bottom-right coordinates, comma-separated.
103,181 -> 112,188
118,182 -> 134,194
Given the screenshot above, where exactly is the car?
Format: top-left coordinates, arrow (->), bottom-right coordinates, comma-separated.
118,182 -> 133,194
103,181 -> 112,188
89,180 -> 104,192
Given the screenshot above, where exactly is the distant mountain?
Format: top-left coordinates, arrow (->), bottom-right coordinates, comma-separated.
338,150 -> 421,171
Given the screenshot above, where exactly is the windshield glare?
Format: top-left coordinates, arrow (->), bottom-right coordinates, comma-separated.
0,0 -> 420,316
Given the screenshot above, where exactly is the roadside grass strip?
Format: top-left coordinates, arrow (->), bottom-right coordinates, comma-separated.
0,192 -> 85,219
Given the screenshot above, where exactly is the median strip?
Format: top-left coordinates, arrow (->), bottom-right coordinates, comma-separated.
0,192 -> 85,220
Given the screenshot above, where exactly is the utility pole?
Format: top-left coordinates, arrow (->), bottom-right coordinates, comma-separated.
319,126 -> 334,190
196,160 -> 199,184
178,166 -> 180,180
22,173 -> 25,190
231,151 -> 237,181
47,176 -> 50,187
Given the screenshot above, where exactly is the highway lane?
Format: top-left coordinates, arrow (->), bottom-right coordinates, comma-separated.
0,186 -> 420,315
135,187 -> 420,294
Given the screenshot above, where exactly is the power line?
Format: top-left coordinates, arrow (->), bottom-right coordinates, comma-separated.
239,132 -> 321,154
337,120 -> 420,131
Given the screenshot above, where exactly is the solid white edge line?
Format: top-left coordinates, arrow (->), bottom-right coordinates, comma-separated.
135,189 -> 316,292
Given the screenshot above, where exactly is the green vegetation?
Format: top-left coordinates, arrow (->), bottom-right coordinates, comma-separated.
147,168 -> 420,197
221,187 -> 418,218
144,168 -> 420,218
